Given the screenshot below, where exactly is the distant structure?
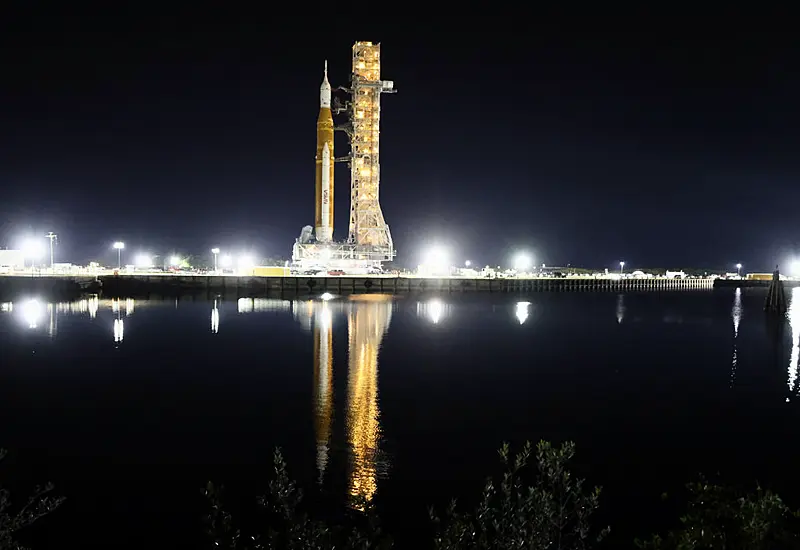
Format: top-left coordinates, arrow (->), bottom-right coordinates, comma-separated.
292,41 -> 397,272
764,265 -> 788,314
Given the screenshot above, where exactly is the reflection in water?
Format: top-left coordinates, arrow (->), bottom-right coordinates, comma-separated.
237,298 -> 291,314
616,294 -> 625,324
731,288 -> 742,387
211,300 -> 219,334
313,302 -> 333,483
299,295 -> 392,505
113,318 -> 124,343
346,295 -> 392,507
416,298 -> 448,324
788,288 -> 800,394
515,301 -> 531,324
3,296 -> 102,338
21,299 -> 44,329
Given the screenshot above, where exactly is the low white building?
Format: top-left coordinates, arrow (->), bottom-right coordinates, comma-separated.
0,249 -> 24,269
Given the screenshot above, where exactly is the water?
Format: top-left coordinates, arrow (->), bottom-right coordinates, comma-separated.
2,289 -> 800,548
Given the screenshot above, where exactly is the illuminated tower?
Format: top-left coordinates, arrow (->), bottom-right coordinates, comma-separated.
345,295 -> 392,507
347,42 -> 396,252
315,61 -> 335,243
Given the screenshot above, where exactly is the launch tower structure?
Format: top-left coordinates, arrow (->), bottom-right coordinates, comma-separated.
292,41 -> 396,272
347,41 -> 395,253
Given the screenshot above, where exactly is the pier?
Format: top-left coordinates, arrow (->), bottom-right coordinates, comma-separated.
1,274 -> 715,299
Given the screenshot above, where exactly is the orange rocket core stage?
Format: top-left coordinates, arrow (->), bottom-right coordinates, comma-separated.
315,61 -> 334,243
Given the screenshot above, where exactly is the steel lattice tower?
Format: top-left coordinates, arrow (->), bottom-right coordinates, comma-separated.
347,42 -> 395,251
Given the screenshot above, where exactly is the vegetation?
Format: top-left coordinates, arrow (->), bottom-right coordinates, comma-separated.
637,478 -> 800,550
4,442 -> 800,549
0,449 -> 64,550
204,442 -> 800,550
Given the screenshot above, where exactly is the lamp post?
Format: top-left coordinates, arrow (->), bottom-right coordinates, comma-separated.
736,263 -> 742,277
113,242 -> 125,269
620,261 -> 625,274
211,248 -> 220,272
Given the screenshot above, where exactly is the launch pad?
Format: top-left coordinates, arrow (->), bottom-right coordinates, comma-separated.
292,41 -> 396,272
291,241 -> 394,272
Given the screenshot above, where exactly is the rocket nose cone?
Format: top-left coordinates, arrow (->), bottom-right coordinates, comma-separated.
320,60 -> 331,108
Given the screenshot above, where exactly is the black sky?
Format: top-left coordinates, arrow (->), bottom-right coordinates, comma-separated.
1,7 -> 799,270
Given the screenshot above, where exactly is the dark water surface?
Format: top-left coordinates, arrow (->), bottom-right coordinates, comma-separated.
2,289 -> 800,548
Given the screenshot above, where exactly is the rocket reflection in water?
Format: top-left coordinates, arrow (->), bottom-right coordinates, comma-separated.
312,302 -> 334,483
300,294 -> 392,506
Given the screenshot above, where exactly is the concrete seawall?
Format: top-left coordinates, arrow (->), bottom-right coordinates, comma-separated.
96,275 -> 713,297
713,279 -> 800,289
0,274 -> 719,298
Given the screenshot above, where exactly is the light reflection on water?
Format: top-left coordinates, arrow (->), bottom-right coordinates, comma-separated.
731,288 -> 742,387
5,289 -> 800,543
293,295 -> 393,507
7,290 -> 800,502
788,288 -> 800,395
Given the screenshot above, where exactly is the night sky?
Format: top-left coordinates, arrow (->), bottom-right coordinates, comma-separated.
1,8 -> 798,270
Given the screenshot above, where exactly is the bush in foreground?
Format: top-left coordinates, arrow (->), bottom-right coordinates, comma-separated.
205,441 -> 607,549
0,449 -> 64,550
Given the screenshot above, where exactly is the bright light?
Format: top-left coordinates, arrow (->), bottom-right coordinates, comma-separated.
220,255 -> 232,268
423,246 -> 449,273
134,254 -> 153,268
20,299 -> 43,328
620,261 -> 625,271
237,254 -> 255,270
22,239 -> 45,259
211,248 -> 220,255
465,260 -> 472,267
513,253 -> 532,271
170,255 -> 181,266
736,263 -> 742,269
320,292 -> 334,301
113,242 -> 125,250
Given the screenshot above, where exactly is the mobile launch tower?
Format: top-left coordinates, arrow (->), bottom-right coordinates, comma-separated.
292,41 -> 397,271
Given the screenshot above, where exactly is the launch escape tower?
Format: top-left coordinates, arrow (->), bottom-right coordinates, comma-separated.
292,41 -> 396,270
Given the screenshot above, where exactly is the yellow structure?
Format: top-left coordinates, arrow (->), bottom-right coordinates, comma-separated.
315,61 -> 335,243
250,266 -> 290,277
747,273 -> 776,281
348,42 -> 394,249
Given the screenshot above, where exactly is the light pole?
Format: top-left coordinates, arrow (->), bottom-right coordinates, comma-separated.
113,242 -> 125,269
46,232 -> 57,269
211,248 -> 220,272
465,260 -> 471,268
619,261 -> 625,274
736,263 -> 742,277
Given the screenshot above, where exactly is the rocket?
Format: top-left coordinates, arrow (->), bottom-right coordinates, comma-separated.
315,61 -> 334,243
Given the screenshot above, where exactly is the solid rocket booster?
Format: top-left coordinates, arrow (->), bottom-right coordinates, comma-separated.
315,61 -> 334,243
